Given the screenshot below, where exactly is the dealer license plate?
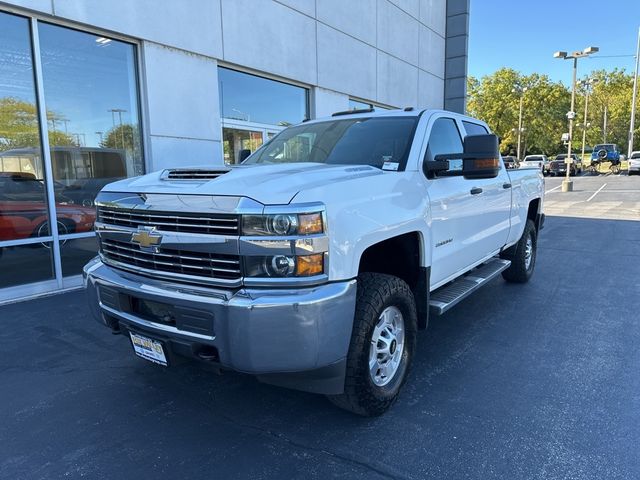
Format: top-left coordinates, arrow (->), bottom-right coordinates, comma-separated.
130,332 -> 167,366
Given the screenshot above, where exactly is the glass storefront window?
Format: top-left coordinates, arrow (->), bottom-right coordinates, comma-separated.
218,67 -> 308,126
39,23 -> 143,213
0,12 -> 51,246
223,128 -> 264,165
0,10 -> 144,299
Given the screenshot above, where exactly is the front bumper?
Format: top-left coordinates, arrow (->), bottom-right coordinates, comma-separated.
628,163 -> 640,172
84,259 -> 356,394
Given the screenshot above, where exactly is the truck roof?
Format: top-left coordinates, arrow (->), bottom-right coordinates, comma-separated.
302,108 -> 484,126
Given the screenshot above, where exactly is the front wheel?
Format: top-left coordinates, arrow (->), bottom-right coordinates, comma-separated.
500,219 -> 537,283
327,273 -> 417,416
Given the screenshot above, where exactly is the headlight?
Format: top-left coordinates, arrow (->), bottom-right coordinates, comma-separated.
242,212 -> 323,236
244,253 -> 324,278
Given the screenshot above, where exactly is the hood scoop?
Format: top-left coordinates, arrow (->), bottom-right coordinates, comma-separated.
162,168 -> 231,180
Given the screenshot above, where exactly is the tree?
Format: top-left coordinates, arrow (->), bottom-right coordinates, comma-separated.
467,68 -> 571,156
101,123 -> 140,154
0,97 -> 74,150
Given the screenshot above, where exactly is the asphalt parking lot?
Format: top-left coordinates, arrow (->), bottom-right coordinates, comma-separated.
1,175 -> 639,479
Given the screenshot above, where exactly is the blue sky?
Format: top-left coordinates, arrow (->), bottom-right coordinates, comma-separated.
468,0 -> 640,85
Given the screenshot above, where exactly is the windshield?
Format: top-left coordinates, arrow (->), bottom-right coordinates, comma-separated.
593,144 -> 615,152
525,156 -> 543,161
244,117 -> 418,169
631,152 -> 640,159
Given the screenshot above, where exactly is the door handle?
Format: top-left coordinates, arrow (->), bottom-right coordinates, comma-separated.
470,187 -> 483,195
503,183 -> 512,189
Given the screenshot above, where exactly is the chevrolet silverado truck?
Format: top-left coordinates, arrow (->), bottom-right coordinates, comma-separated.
83,108 -> 544,416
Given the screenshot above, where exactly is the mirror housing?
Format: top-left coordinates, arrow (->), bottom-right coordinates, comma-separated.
238,149 -> 252,163
461,134 -> 501,179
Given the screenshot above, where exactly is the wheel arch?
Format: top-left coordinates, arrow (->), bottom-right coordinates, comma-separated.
357,231 -> 430,330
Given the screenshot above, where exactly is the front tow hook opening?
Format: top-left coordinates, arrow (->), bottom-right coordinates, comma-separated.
197,345 -> 219,362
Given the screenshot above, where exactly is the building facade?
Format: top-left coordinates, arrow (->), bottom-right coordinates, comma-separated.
0,0 -> 469,303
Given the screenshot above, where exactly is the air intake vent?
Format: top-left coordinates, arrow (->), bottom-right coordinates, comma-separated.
163,168 -> 230,180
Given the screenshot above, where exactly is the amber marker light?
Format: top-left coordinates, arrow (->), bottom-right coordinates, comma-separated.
298,213 -> 323,235
296,254 -> 324,276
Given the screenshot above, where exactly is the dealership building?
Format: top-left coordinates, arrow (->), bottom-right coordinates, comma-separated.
0,0 -> 469,303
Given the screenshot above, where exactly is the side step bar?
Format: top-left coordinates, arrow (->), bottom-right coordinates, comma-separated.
429,258 -> 511,316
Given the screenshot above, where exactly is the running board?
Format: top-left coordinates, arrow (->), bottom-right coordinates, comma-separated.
429,258 -> 511,316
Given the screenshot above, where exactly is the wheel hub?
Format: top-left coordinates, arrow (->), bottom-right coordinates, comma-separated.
369,306 -> 405,387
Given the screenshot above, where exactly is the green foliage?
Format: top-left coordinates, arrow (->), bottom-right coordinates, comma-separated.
467,67 -> 638,157
0,97 -> 74,150
101,123 -> 140,153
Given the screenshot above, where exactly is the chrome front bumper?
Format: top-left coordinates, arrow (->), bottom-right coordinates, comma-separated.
83,259 -> 356,394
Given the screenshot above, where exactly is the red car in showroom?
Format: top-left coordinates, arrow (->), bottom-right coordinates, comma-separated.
0,172 -> 96,241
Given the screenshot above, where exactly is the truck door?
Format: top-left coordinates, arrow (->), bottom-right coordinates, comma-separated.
425,117 -> 511,287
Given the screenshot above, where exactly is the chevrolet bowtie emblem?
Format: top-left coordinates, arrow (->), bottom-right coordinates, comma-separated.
131,227 -> 162,249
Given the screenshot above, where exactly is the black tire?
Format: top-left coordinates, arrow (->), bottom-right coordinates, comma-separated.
327,273 -> 417,416
500,219 -> 537,283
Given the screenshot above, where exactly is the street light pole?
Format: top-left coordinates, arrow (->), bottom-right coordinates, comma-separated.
516,87 -> 527,160
579,79 -> 593,163
628,26 -> 640,157
554,46 -> 599,192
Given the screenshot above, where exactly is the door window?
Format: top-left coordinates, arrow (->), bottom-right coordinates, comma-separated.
425,117 -> 463,174
462,121 -> 488,136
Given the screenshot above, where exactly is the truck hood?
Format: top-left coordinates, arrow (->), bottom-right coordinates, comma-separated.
102,163 -> 385,205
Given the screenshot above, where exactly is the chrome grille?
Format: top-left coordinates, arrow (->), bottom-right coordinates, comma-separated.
97,207 -> 239,236
165,169 -> 229,180
100,239 -> 241,281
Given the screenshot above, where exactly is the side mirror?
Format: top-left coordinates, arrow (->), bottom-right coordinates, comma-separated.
461,134 -> 501,179
238,149 -> 252,163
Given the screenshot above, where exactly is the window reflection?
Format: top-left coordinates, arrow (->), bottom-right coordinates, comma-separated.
0,11 -> 50,244
39,22 -> 143,215
0,242 -> 55,288
219,67 -> 308,126
223,128 -> 264,164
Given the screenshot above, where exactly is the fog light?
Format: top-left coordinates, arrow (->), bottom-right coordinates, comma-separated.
296,254 -> 324,276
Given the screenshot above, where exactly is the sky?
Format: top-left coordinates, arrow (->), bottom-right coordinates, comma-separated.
468,0 -> 640,85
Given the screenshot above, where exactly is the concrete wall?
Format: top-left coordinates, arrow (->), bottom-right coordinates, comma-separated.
443,0 -> 469,113
1,0 -> 462,169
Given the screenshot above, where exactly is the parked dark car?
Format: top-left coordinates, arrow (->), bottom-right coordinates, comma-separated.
502,155 -> 518,169
550,153 -> 582,176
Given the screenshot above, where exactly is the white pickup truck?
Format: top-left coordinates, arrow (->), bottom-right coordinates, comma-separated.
84,108 -> 544,416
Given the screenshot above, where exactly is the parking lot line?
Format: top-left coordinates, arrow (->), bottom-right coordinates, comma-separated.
586,183 -> 607,202
545,185 -> 562,194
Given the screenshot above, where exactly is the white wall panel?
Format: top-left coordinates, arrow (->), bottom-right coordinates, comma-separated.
313,87 -> 349,118
376,0 -> 419,66
376,52 -> 418,107
317,24 -> 376,101
221,0 -> 317,85
150,136 -> 223,171
418,69 -> 444,109
419,0 -> 446,36
419,24 -> 445,78
316,0 -> 376,46
53,0 -> 223,58
143,42 -> 221,141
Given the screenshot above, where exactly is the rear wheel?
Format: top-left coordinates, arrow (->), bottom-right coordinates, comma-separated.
500,219 -> 537,283
327,273 -> 417,416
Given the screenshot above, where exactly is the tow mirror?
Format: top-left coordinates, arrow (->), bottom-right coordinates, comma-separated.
461,134 -> 501,179
238,149 -> 252,163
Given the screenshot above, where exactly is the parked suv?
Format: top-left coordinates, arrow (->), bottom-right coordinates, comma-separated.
550,153 -> 582,176
628,151 -> 640,175
591,144 -> 621,165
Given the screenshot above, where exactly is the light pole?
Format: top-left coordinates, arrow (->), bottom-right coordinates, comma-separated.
554,46 -> 599,192
628,26 -> 640,157
578,78 -> 595,164
512,86 -> 527,160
